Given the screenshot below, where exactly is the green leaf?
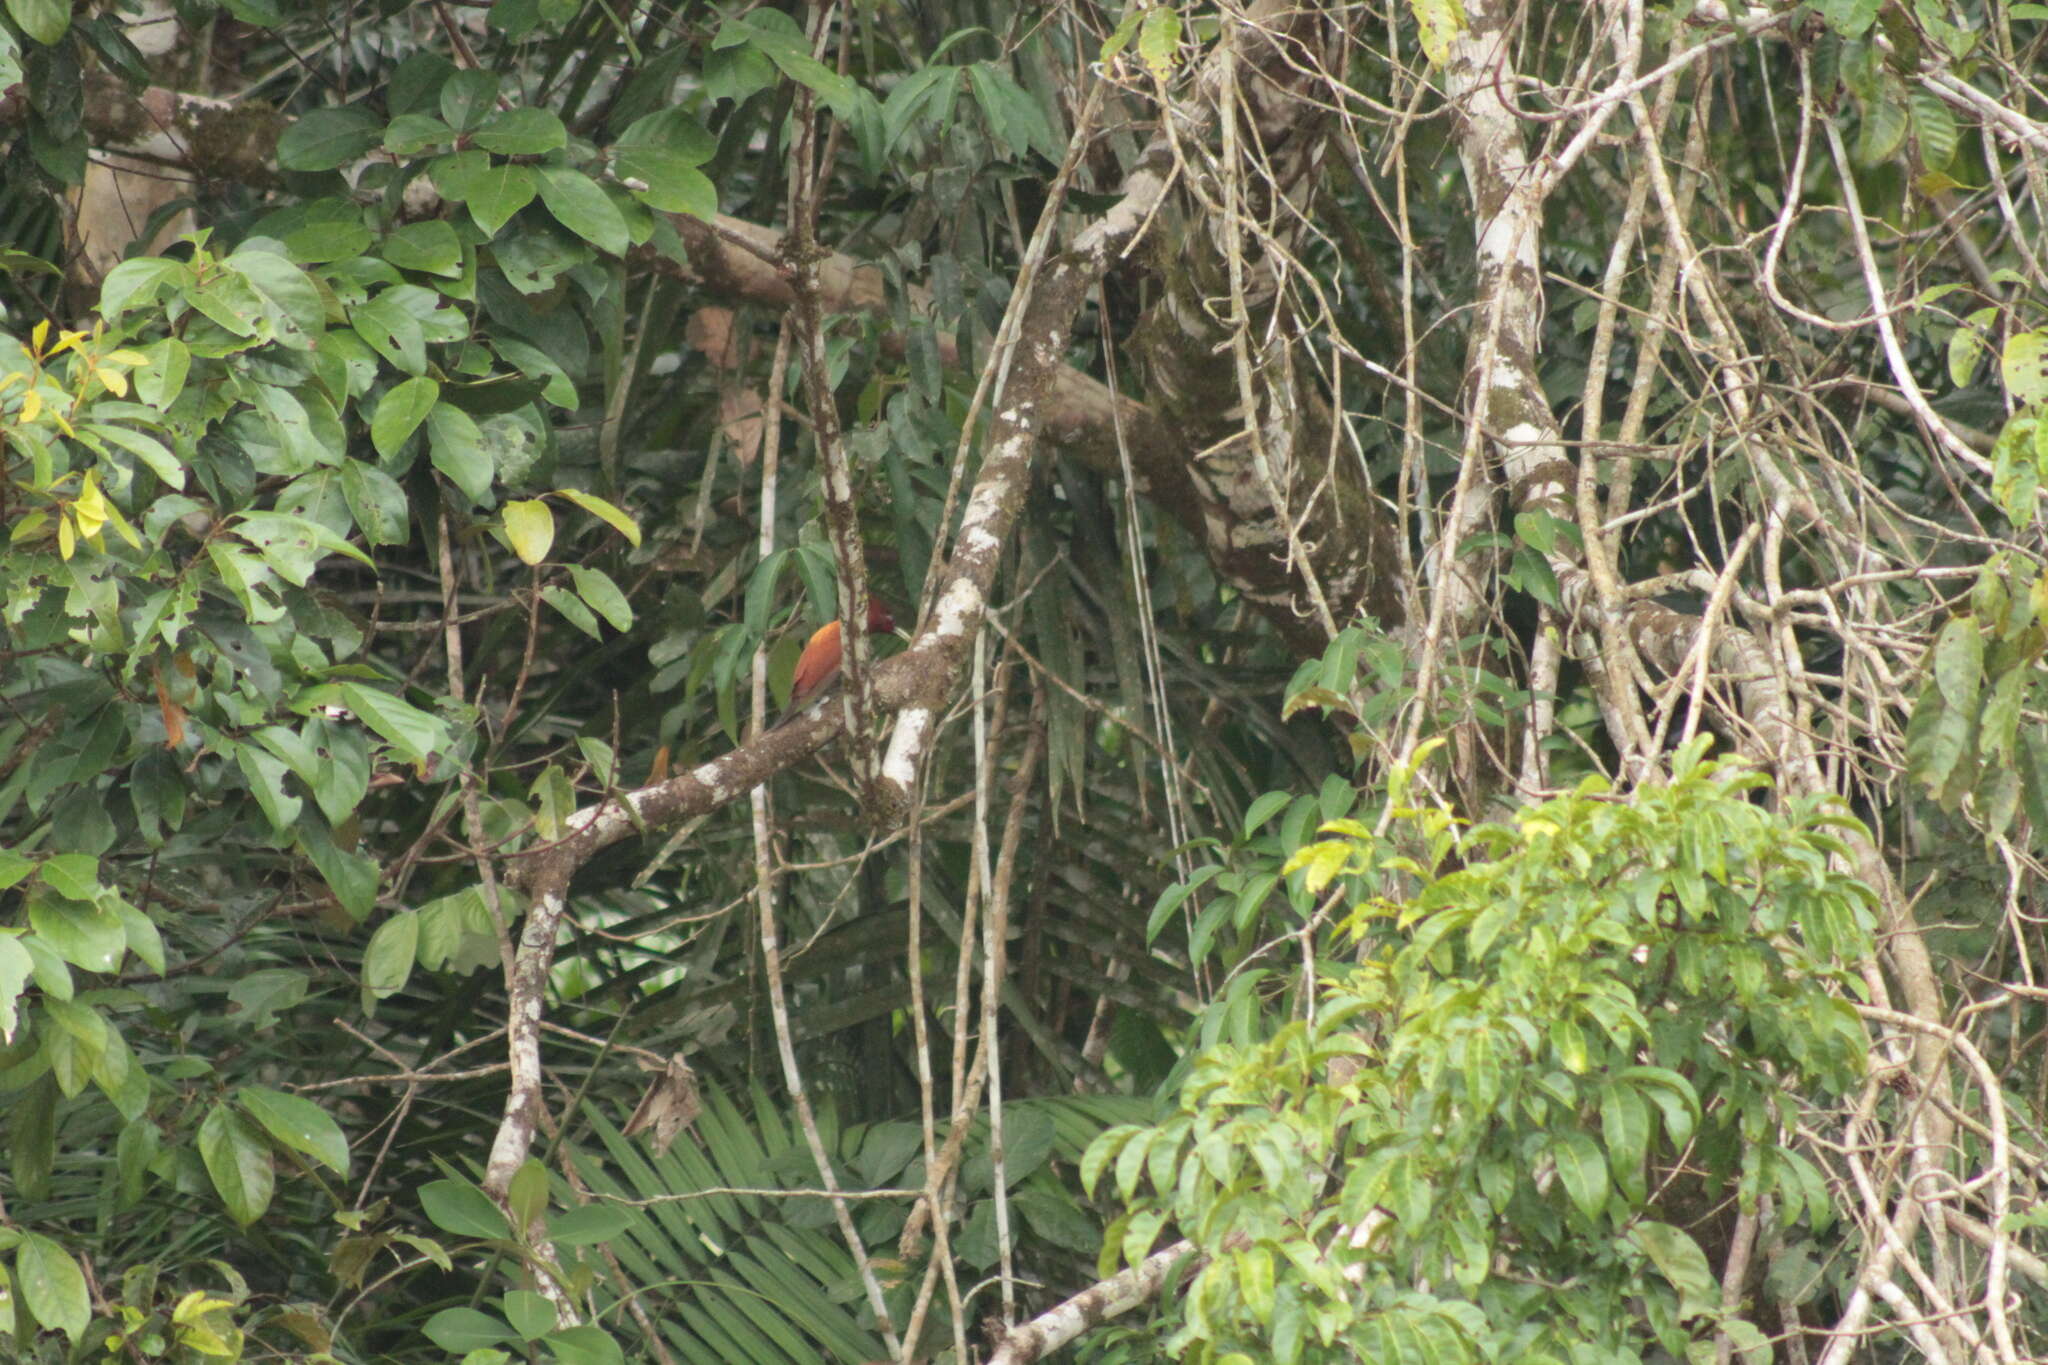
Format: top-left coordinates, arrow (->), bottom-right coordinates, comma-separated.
341,459 -> 412,546
1822,0 -> 1880,37
363,910 -> 419,998
278,106 -> 383,171
239,1085 -> 351,1175
554,488 -> 641,545
1931,615 -> 1983,708
1949,305 -> 1997,388
1136,8 -> 1182,81
372,376 -> 442,459
97,257 -> 190,322
502,499 -> 555,564
424,1307 -> 515,1352
543,585 -> 601,638
2004,331 -> 2048,405
544,1325 -> 624,1365
384,220 -> 464,277
35,852 -> 100,901
1551,1130 -> 1608,1220
439,68 -> 501,132
536,168 -> 630,255
568,564 -> 632,631
0,935 -> 31,1041
474,107 -> 566,155
1630,1220 -> 1717,1319
235,509 -> 371,584
1600,1082 -> 1651,1200
1857,90 -> 1910,166
1408,0 -> 1466,62
6,0 -> 70,44
15,1232 -> 89,1342
429,402 -> 495,504
42,997 -> 108,1096
614,144 -> 718,218
420,1177 -> 512,1239
198,1103 -> 276,1225
83,421 -> 185,489
225,967 -> 308,1027
28,895 -> 126,973
351,293 -> 427,375
383,112 -> 453,154
1910,86 -> 1957,172
549,1203 -> 634,1246
508,1157 -> 550,1230
504,1289 -> 557,1340
464,163 -> 539,237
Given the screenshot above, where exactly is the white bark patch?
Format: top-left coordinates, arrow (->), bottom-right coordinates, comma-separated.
882,709 -> 932,785
1477,209 -> 1536,268
932,578 -> 985,637
1488,359 -> 1526,392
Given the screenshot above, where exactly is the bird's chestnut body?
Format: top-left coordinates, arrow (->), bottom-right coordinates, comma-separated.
782,599 -> 896,721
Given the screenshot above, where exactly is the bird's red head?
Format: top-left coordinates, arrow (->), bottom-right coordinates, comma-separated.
865,599 -> 896,634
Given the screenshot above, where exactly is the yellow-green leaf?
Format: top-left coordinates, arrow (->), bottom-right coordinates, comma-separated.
502,499 -> 555,565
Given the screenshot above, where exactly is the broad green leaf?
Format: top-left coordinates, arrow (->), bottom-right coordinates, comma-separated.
568,564 -> 632,630
372,376 -> 441,459
504,1289 -> 557,1340
198,1103 -> 276,1225
352,292 -> 428,374
544,1324 -> 624,1365
28,895 -> 126,972
439,68 -> 500,132
420,1177 -> 511,1239
614,144 -> 717,218
543,585 -> 601,638
1910,86 -> 1957,172
7,0 -> 70,45
1631,1220 -> 1717,1319
424,1307 -> 515,1352
465,163 -> 539,236
1950,305 -> 1998,388
277,106 -> 383,171
2004,331 -> 2048,405
1931,615 -> 1983,708
363,910 -> 420,998
429,402 -> 494,504
1551,1130 -> 1608,1220
383,112 -> 452,154
474,107 -> 566,155
16,1232 -> 89,1341
549,1203 -> 634,1246
83,421 -> 185,488
1135,7 -> 1182,80
240,1085 -> 350,1174
1857,90 -> 1910,166
536,168 -> 630,255
341,458 -> 412,545
0,935 -> 30,1040
35,852 -> 100,901
508,1158 -> 550,1230
384,220 -> 463,277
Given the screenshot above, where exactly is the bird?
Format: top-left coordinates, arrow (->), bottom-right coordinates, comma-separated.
779,598 -> 896,725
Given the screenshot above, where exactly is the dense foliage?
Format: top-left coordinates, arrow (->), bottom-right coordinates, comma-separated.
2,1 -> 2047,1363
